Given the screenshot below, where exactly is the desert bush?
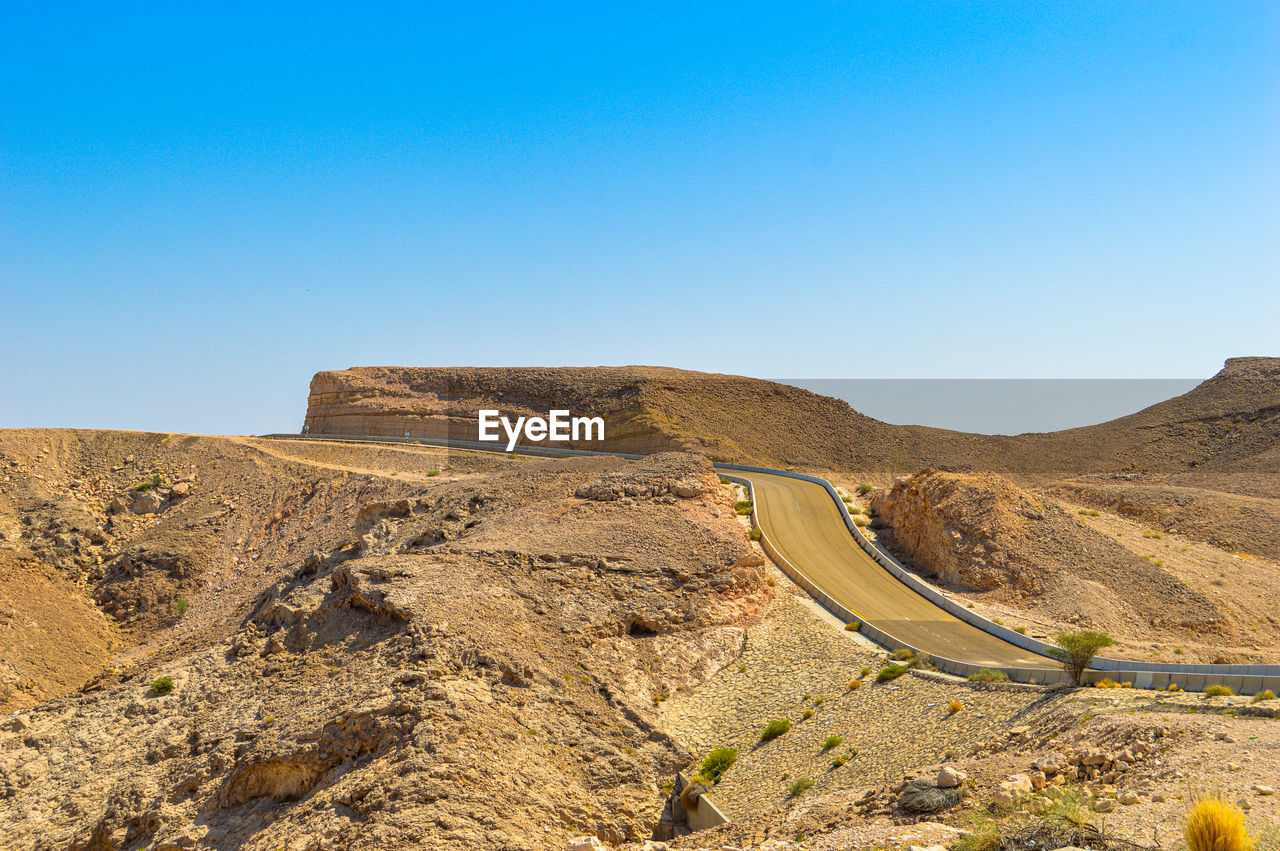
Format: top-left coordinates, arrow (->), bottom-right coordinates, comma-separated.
427,469 -> 440,476
831,755 -> 848,767
760,719 -> 792,742
698,747 -> 738,783
174,597 -> 191,616
1252,690 -> 1277,703
1185,795 -> 1254,851
1205,684 -> 1236,697
1015,626 -> 1028,634
1049,629 -> 1115,686
948,701 -> 963,714
1095,678 -> 1120,688
822,735 -> 844,750
801,708 -> 815,720
968,668 -> 1010,683
1143,530 -> 1163,539
847,679 -> 862,690
1169,683 -> 1181,691
860,667 -> 871,678
852,515 -> 869,527
900,776 -> 965,816
132,473 -> 163,492
877,663 -> 909,682
1077,508 -> 1101,517
150,676 -> 175,696
765,577 -> 776,587
890,648 -> 915,661
844,620 -> 860,631
749,527 -> 762,541
789,776 -> 815,796
719,476 -> 731,485
734,500 -> 753,515
857,483 -> 873,495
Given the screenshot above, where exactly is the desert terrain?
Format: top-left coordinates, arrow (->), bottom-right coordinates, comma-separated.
2,358 -> 1279,849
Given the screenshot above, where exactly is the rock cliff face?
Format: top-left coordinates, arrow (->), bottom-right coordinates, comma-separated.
869,470 -> 1221,631
302,359 -> 1280,475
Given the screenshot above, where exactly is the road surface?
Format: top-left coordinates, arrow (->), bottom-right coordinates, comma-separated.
740,469 -> 1057,670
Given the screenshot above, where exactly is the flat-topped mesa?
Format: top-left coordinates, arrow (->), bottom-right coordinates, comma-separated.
304,366 -> 705,456
303,359 -> 1280,474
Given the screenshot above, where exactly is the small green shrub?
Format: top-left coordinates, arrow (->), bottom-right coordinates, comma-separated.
760,719 -> 792,741
877,664 -> 909,682
801,708 -> 815,720
1015,626 -> 1028,634
150,676 -> 175,696
1204,684 -> 1236,697
844,620 -> 860,632
699,747 -> 738,783
1077,508 -> 1101,517
734,500 -> 754,515
857,484 -> 873,495
749,527 -> 762,542
1252,689 -> 1276,703
852,515 -> 869,527
890,648 -> 915,661
132,472 -> 163,492
821,735 -> 844,750
967,668 -> 1010,683
174,597 -> 191,616
789,776 -> 815,796
427,469 -> 440,476
719,476 -> 731,485
847,679 -> 862,690
860,667 -> 871,678
1143,530 -> 1163,539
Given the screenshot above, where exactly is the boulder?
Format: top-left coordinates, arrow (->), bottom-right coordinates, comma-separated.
130,490 -> 163,515
994,774 -> 1033,809
1034,751 -> 1068,775
936,765 -> 966,788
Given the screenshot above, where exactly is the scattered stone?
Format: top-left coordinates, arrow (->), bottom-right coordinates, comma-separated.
1093,798 -> 1116,813
1255,784 -> 1275,796
936,765 -> 966,788
1118,790 -> 1140,805
1034,751 -> 1068,775
566,837 -> 607,851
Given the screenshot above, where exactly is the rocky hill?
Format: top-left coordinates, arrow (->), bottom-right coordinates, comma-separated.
303,358 -> 1280,476
869,470 -> 1225,642
0,430 -> 770,849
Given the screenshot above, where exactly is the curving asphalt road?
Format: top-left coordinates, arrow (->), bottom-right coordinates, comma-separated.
739,469 -> 1058,671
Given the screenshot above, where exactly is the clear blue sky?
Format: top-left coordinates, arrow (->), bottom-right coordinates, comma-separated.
3,2 -> 1277,434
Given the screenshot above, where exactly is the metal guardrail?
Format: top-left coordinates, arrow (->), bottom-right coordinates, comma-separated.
262,433 -> 1280,692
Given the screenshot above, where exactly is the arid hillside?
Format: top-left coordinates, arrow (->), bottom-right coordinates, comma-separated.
303,357 -> 1280,476
0,430 -> 771,849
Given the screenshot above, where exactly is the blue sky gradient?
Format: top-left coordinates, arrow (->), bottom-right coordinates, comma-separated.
2,2 -> 1277,434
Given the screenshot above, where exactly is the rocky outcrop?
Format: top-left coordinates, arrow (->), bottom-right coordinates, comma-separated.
870,469 -> 1222,630
0,432 -> 771,850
